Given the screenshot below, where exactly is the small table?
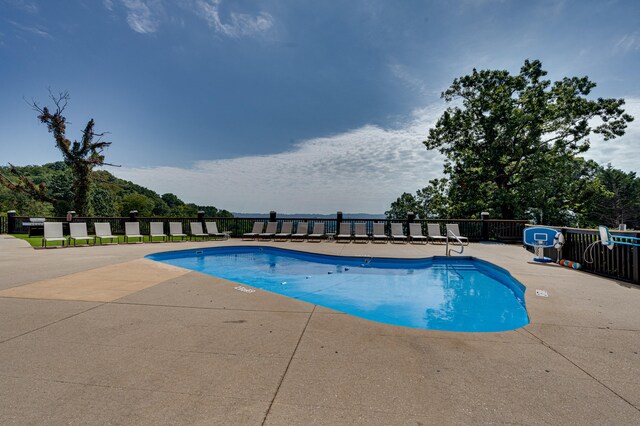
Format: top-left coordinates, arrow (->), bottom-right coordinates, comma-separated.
325,233 -> 336,242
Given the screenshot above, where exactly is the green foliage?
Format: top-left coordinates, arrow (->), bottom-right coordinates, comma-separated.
120,193 -> 155,216
90,186 -> 117,216
0,162 -> 232,218
581,166 -> 640,228
422,59 -> 633,220
385,192 -> 424,219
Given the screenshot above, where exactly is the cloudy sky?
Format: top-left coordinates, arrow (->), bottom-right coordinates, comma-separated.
1,0 -> 639,213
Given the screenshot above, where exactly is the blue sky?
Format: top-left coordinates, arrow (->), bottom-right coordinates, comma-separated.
1,0 -> 639,213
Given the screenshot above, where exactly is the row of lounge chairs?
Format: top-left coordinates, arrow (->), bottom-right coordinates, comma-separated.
42,221 -> 228,247
243,222 -> 469,244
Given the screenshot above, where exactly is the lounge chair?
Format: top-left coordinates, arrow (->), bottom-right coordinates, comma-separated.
125,222 -> 144,243
353,223 -> 369,243
336,223 -> 352,243
307,222 -> 325,242
190,222 -> 209,241
94,222 -> 118,245
243,222 -> 264,240
205,221 -> 227,240
43,222 -> 67,248
426,224 -> 447,244
390,223 -> 407,244
371,223 -> 388,243
291,222 -> 308,241
149,222 -> 167,242
409,223 -> 428,244
259,222 -> 278,240
446,223 -> 469,245
69,223 -> 94,246
169,222 -> 188,242
274,222 -> 293,241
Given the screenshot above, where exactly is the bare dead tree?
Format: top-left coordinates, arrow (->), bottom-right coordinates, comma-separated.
29,90 -> 116,216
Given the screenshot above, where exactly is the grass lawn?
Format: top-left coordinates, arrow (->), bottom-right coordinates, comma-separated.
11,234 -> 176,247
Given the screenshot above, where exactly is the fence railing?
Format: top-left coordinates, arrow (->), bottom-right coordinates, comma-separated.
4,212 -> 528,243
525,225 -> 639,285
562,227 -> 639,284
0,216 -> 6,234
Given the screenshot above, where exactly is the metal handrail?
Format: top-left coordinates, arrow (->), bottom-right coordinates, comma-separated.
446,230 -> 465,256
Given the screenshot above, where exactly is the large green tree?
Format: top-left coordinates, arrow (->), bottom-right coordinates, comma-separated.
423,59 -> 633,219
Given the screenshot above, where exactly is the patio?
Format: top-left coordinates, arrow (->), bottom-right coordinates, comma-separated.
0,236 -> 638,424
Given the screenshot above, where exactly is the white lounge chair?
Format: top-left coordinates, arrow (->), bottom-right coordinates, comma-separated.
446,223 -> 469,245
149,222 -> 167,242
125,222 -> 144,243
243,222 -> 264,240
390,223 -> 407,244
259,222 -> 278,240
43,222 -> 67,248
427,224 -> 447,244
69,223 -> 94,246
169,222 -> 188,242
190,222 -> 208,241
409,223 -> 428,244
336,223 -> 352,243
274,222 -> 293,241
291,222 -> 308,241
372,223 -> 388,243
353,223 -> 369,243
94,222 -> 118,245
307,223 -> 325,242
205,221 -> 227,240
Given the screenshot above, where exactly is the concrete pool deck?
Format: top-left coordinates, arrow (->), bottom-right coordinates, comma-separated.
0,236 -> 638,424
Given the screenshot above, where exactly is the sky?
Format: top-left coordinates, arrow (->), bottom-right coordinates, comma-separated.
1,0 -> 639,213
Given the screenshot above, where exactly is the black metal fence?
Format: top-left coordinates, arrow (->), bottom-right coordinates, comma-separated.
562,228 -> 639,284
4,212 -> 528,243
525,225 -> 639,285
0,216 -> 6,234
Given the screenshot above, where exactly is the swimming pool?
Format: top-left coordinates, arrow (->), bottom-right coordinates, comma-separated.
146,246 -> 529,332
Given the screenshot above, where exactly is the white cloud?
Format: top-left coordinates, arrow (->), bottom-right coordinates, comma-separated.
584,98 -> 640,173
121,0 -> 162,34
614,32 -> 640,54
113,99 -> 640,214
103,0 -> 114,11
6,0 -> 38,14
194,0 -> 274,38
114,106 -> 447,213
388,62 -> 431,96
8,20 -> 51,39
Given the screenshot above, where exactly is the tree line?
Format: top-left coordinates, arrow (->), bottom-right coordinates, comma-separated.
387,59 -> 638,229
0,162 -> 232,218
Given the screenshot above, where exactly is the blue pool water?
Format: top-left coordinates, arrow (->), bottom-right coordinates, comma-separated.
146,246 -> 529,332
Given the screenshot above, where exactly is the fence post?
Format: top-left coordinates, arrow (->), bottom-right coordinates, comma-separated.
633,240 -> 639,285
197,211 -> 205,227
336,211 -> 343,232
7,210 -> 16,234
129,210 -> 139,222
407,212 -> 415,232
270,210 -> 277,222
481,212 -> 489,241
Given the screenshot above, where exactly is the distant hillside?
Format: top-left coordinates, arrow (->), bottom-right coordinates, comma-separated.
0,162 -> 232,218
